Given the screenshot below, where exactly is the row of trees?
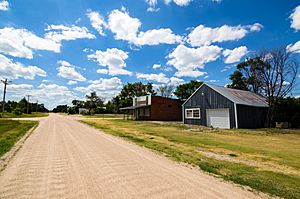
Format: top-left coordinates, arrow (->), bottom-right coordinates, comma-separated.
0,98 -> 48,115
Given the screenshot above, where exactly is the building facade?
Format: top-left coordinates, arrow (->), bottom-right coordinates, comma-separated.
120,95 -> 182,121
183,83 -> 268,129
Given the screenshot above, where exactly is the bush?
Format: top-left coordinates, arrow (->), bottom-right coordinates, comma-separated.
13,108 -> 22,116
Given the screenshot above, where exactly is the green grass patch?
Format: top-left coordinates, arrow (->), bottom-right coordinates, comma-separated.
0,119 -> 38,157
0,112 -> 49,118
82,119 -> 300,199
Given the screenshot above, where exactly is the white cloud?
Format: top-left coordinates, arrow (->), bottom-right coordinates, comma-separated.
167,44 -> 222,77
88,48 -> 132,76
164,0 -> 192,6
57,60 -> 86,82
290,5 -> 300,31
136,72 -> 169,83
67,80 -> 77,85
96,69 -> 109,74
108,9 -> 141,43
0,54 -> 46,80
87,10 -> 108,36
287,40 -> 300,53
45,24 -> 95,43
136,28 -> 182,45
223,46 -> 248,64
145,0 -> 160,12
187,23 -> 263,47
169,76 -> 184,85
0,27 -> 60,59
8,84 -> 34,91
75,77 -> 123,101
152,64 -> 161,69
0,0 -> 9,11
108,9 -> 181,46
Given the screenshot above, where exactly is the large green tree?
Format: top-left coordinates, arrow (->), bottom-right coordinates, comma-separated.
228,47 -> 299,126
174,80 -> 203,100
85,92 -> 104,114
112,82 -> 156,113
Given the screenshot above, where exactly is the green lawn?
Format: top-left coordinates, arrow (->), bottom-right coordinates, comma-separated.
82,119 -> 300,199
0,119 -> 38,157
0,112 -> 49,118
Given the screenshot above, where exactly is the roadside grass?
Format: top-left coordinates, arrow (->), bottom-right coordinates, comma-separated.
0,119 -> 38,157
82,119 -> 300,199
0,112 -> 49,118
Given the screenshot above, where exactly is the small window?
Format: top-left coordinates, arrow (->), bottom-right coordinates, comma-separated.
185,108 -> 201,119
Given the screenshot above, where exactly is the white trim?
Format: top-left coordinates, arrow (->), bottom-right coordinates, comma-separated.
185,108 -> 201,119
234,103 -> 238,128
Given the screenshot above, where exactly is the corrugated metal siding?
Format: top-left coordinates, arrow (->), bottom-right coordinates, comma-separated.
237,105 -> 268,128
183,84 -> 236,128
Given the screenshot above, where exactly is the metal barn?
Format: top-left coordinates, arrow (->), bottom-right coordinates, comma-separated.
182,83 -> 268,129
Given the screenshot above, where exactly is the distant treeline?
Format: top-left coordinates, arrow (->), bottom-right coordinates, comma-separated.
0,98 -> 48,115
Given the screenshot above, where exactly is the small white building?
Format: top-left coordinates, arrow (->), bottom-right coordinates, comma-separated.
79,108 -> 89,115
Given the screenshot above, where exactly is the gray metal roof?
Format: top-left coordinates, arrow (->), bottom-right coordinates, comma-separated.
205,83 -> 268,107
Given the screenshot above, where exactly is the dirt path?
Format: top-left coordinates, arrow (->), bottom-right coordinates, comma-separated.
0,114 -> 265,198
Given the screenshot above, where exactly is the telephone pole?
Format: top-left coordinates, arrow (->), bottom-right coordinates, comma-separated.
26,95 -> 32,114
1,79 -> 12,112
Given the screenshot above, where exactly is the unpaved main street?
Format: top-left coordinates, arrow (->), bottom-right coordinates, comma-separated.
0,114 -> 263,198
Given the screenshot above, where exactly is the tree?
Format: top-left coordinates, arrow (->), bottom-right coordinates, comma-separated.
85,92 -> 104,114
158,85 -> 174,98
228,47 -> 299,126
174,80 -> 203,100
112,82 -> 156,113
71,100 -> 85,114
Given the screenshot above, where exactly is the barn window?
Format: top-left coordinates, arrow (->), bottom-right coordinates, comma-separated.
185,108 -> 201,119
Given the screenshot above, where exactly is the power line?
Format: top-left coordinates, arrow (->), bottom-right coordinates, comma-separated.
1,79 -> 12,112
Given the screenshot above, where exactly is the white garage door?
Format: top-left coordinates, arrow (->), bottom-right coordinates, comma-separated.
206,109 -> 230,129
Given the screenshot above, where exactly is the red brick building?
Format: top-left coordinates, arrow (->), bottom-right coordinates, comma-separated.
120,95 -> 183,121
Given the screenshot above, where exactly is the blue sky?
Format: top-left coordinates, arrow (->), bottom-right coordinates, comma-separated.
0,0 -> 299,109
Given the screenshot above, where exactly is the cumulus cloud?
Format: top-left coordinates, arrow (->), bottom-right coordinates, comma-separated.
87,10 -> 108,36
0,27 -> 60,59
136,73 -> 169,83
67,80 -> 77,85
167,44 -> 222,77
287,40 -> 300,53
152,64 -> 161,69
107,9 -> 181,46
223,46 -> 248,64
164,0 -> 192,6
45,24 -> 95,43
57,60 -> 86,82
187,23 -> 263,47
136,28 -> 182,45
290,5 -> 300,30
0,54 -> 46,80
88,48 -> 132,76
0,0 -> 9,11
75,77 -> 123,101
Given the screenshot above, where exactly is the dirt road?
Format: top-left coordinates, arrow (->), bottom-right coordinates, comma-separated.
0,114 -> 263,198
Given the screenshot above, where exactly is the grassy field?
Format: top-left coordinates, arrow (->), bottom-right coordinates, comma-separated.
0,112 -> 49,118
82,119 -> 300,199
0,119 -> 38,157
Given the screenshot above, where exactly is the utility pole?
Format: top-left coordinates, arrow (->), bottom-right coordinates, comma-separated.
26,95 -> 32,114
1,79 -> 12,112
